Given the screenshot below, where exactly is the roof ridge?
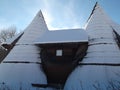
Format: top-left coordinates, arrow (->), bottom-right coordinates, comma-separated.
86,2 -> 99,23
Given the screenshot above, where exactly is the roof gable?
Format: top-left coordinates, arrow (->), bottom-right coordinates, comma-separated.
85,2 -> 112,30
17,10 -> 48,44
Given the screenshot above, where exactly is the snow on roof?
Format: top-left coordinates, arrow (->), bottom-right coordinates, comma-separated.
82,2 -> 120,64
1,2 -> 120,89
65,3 -> 120,90
35,29 -> 88,44
3,45 -> 41,63
17,10 -> 48,44
0,10 -> 48,89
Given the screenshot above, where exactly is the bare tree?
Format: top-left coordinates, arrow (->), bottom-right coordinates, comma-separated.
0,26 -> 16,42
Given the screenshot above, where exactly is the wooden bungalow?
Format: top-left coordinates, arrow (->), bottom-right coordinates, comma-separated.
35,29 -> 88,85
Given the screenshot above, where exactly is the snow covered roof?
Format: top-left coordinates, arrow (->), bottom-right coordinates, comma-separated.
0,2 -> 120,89
35,29 -> 88,44
17,10 -> 48,44
64,2 -> 120,90
82,2 -> 120,64
0,10 -> 48,89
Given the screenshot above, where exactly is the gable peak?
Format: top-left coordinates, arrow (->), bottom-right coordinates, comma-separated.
37,10 -> 44,18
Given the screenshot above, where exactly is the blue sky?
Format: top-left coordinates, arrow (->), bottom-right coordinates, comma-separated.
0,0 -> 120,32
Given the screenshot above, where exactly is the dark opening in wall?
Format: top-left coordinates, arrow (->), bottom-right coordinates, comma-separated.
37,42 -> 88,87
